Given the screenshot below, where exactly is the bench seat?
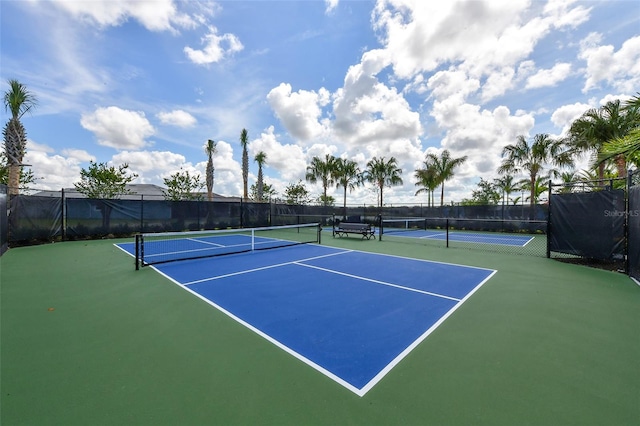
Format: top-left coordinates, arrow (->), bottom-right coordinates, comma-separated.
334,222 -> 375,240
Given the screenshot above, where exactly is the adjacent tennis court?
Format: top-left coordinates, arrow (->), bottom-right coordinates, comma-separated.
117,228 -> 496,396
380,218 -> 534,247
382,228 -> 533,246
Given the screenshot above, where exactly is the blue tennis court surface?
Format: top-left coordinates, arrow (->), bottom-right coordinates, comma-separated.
117,241 -> 496,396
384,229 -> 533,246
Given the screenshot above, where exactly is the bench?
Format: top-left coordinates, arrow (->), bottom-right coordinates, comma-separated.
334,222 -> 376,240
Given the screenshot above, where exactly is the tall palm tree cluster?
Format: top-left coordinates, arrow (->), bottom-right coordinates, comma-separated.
414,150 -> 467,207
305,154 -> 405,212
496,96 -> 640,208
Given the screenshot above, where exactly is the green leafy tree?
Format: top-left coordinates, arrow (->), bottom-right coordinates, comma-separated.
332,158 -> 362,217
466,178 -> 501,205
75,161 -> 138,199
499,134 -> 573,215
74,161 -> 138,230
284,180 -> 311,205
424,149 -> 467,207
249,181 -> 276,201
305,154 -> 336,207
254,151 -> 267,202
364,156 -> 403,208
3,79 -> 37,195
162,170 -> 204,201
240,128 -> 249,200
205,139 -> 217,201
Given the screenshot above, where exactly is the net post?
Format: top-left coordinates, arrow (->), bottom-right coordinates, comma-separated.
546,180 -> 552,259
135,234 -> 140,270
446,218 -> 449,248
377,214 -> 382,242
317,222 -> 321,244
251,229 -> 255,251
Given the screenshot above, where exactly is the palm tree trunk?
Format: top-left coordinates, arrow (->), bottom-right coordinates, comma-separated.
323,181 -> 327,207
343,186 -> 347,219
615,155 -> 627,178
440,184 -> 445,207
8,165 -> 20,195
530,176 -> 536,220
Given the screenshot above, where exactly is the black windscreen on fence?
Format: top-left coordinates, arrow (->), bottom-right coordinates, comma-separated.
628,185 -> 640,282
0,185 -> 7,255
8,195 -> 62,243
549,190 -> 626,261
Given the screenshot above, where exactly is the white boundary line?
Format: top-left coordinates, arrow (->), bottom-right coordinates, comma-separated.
114,242 -> 497,397
149,264 -> 365,396
358,269 -> 497,395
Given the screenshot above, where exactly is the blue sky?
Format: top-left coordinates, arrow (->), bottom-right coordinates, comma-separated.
1,0 -> 639,204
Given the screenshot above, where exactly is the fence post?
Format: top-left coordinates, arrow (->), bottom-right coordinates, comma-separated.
61,188 -> 66,241
625,169 -> 632,274
332,214 -> 336,238
546,180 -> 552,258
140,194 -> 144,234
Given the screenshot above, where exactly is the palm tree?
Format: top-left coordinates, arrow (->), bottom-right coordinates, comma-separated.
556,170 -> 578,194
305,154 -> 336,207
254,151 -> 267,202
493,175 -> 518,206
567,100 -> 639,179
3,79 -> 37,195
414,163 -> 438,208
424,149 -> 467,207
332,158 -> 362,217
364,156 -> 403,208
240,128 -> 249,200
499,134 -> 573,216
204,139 -> 217,201
598,94 -> 640,169
518,176 -> 550,204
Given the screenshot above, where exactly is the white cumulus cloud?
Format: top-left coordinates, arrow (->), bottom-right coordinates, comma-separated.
81,106 -> 155,150
184,26 -> 244,65
156,110 -> 197,128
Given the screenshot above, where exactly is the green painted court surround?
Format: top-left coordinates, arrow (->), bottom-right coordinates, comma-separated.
1,238 -> 639,425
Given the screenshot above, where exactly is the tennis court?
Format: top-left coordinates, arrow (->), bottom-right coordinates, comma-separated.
380,217 -> 534,247
117,229 -> 496,396
2,224 -> 639,425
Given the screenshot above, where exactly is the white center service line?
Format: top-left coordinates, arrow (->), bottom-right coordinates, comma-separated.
294,262 -> 461,302
182,250 -> 354,286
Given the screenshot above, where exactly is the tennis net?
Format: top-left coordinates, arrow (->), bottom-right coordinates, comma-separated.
135,222 -> 321,269
380,217 -> 428,236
